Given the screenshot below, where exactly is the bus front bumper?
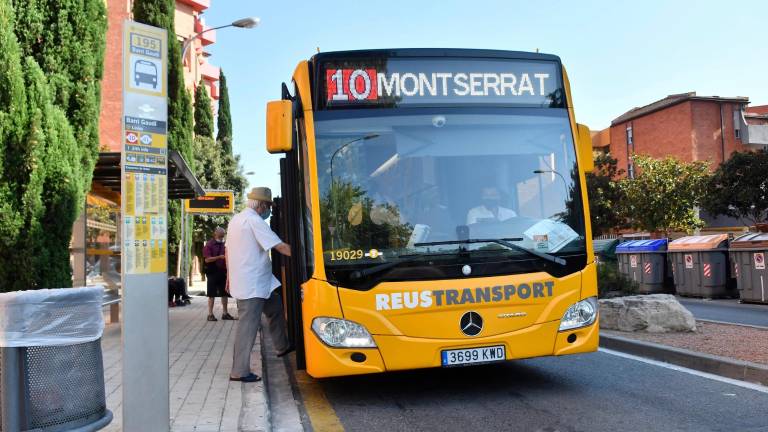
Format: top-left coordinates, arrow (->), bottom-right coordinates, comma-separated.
304,320 -> 598,378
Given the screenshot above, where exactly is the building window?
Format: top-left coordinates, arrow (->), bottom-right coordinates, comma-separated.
626,126 -> 633,145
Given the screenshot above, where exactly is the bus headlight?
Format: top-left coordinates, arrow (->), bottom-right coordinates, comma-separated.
311,317 -> 377,348
558,297 -> 598,331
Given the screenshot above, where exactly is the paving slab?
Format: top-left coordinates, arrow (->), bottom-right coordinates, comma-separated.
100,289 -> 267,432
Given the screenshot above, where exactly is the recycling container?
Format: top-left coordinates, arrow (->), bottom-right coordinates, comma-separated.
593,238 -> 619,264
667,234 -> 734,298
0,286 -> 112,432
616,239 -> 669,294
729,232 -> 768,304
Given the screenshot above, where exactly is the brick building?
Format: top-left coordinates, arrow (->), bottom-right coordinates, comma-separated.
99,0 -> 220,152
592,92 -> 768,177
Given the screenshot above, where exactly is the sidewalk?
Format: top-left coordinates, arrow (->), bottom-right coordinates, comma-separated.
101,284 -> 267,431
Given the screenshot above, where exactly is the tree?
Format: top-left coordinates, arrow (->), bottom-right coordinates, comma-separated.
134,0 -> 195,275
12,0 -> 107,174
194,79 -> 214,138
0,0 -> 37,291
216,69 -> 233,155
214,69 -> 246,206
191,135 -> 228,279
0,0 -> 106,290
586,153 -> 626,235
703,149 -> 768,225
25,58 -> 84,287
619,155 -> 710,235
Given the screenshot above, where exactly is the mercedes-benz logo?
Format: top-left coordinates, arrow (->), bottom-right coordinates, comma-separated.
460,311 -> 483,337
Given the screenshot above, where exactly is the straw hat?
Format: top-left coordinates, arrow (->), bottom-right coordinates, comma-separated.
247,187 -> 273,203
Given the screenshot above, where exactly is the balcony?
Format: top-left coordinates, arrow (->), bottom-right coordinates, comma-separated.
177,0 -> 210,12
200,25 -> 216,46
194,18 -> 216,46
208,81 -> 219,100
201,62 -> 220,82
744,125 -> 768,146
735,109 -> 768,147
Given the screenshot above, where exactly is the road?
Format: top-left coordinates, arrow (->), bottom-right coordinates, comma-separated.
282,350 -> 768,432
678,297 -> 768,328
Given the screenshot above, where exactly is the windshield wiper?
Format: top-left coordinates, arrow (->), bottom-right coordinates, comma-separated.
348,257 -> 420,281
414,238 -> 566,266
348,237 -> 565,281
348,251 -> 462,281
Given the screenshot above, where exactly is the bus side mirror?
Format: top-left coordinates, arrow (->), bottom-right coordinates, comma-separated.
266,100 -> 293,153
576,123 -> 594,173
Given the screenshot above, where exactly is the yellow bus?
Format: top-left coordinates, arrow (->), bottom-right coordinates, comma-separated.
266,49 -> 597,378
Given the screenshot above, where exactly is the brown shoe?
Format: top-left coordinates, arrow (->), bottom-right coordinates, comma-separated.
207,314 -> 218,322
221,313 -> 237,320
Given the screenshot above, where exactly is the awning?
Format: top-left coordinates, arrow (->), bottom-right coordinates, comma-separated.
92,151 -> 205,200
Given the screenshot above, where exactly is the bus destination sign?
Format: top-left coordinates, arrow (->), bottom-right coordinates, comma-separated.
185,190 -> 235,215
321,58 -> 562,109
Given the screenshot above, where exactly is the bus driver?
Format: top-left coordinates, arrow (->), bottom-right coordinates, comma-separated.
466,186 -> 517,225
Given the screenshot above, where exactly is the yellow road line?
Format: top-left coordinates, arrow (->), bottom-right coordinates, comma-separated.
291,358 -> 345,431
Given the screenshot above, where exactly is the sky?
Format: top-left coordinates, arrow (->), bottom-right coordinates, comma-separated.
204,0 -> 768,195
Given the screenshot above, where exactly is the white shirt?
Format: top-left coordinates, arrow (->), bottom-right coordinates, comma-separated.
466,205 -> 517,225
226,208 -> 283,300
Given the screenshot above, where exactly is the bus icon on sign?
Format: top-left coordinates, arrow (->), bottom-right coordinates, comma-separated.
140,134 -> 153,145
134,59 -> 158,89
126,132 -> 138,143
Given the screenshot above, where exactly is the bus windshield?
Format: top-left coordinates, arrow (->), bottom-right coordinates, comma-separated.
314,108 -> 585,279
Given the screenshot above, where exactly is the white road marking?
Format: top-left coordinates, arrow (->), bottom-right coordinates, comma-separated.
599,348 -> 768,394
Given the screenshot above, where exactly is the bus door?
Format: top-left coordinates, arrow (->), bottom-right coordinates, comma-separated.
272,90 -> 309,369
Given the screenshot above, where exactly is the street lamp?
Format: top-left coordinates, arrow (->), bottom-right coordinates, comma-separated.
533,169 -> 570,195
181,16 -> 260,61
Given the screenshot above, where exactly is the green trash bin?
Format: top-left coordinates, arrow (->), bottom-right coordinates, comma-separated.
593,238 -> 619,263
616,239 -> 668,294
668,234 -> 734,298
729,231 -> 768,304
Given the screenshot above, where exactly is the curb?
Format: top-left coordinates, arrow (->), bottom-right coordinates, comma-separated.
261,331 -> 273,432
600,334 -> 768,387
239,328 -> 270,432
696,318 -> 768,331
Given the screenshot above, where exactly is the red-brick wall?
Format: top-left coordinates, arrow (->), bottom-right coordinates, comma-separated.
690,101 -> 746,165
609,101 -> 693,175
608,100 -> 749,176
99,0 -> 131,152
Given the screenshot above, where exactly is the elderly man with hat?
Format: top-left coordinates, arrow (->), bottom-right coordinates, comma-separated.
226,187 -> 293,382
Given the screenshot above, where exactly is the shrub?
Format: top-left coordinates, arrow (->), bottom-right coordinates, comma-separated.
597,261 -> 638,298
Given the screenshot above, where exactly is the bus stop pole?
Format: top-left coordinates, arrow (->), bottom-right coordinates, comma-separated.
121,21 -> 170,431
179,202 -> 186,278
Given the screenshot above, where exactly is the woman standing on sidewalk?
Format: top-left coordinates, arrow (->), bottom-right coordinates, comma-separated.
203,227 -> 237,321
